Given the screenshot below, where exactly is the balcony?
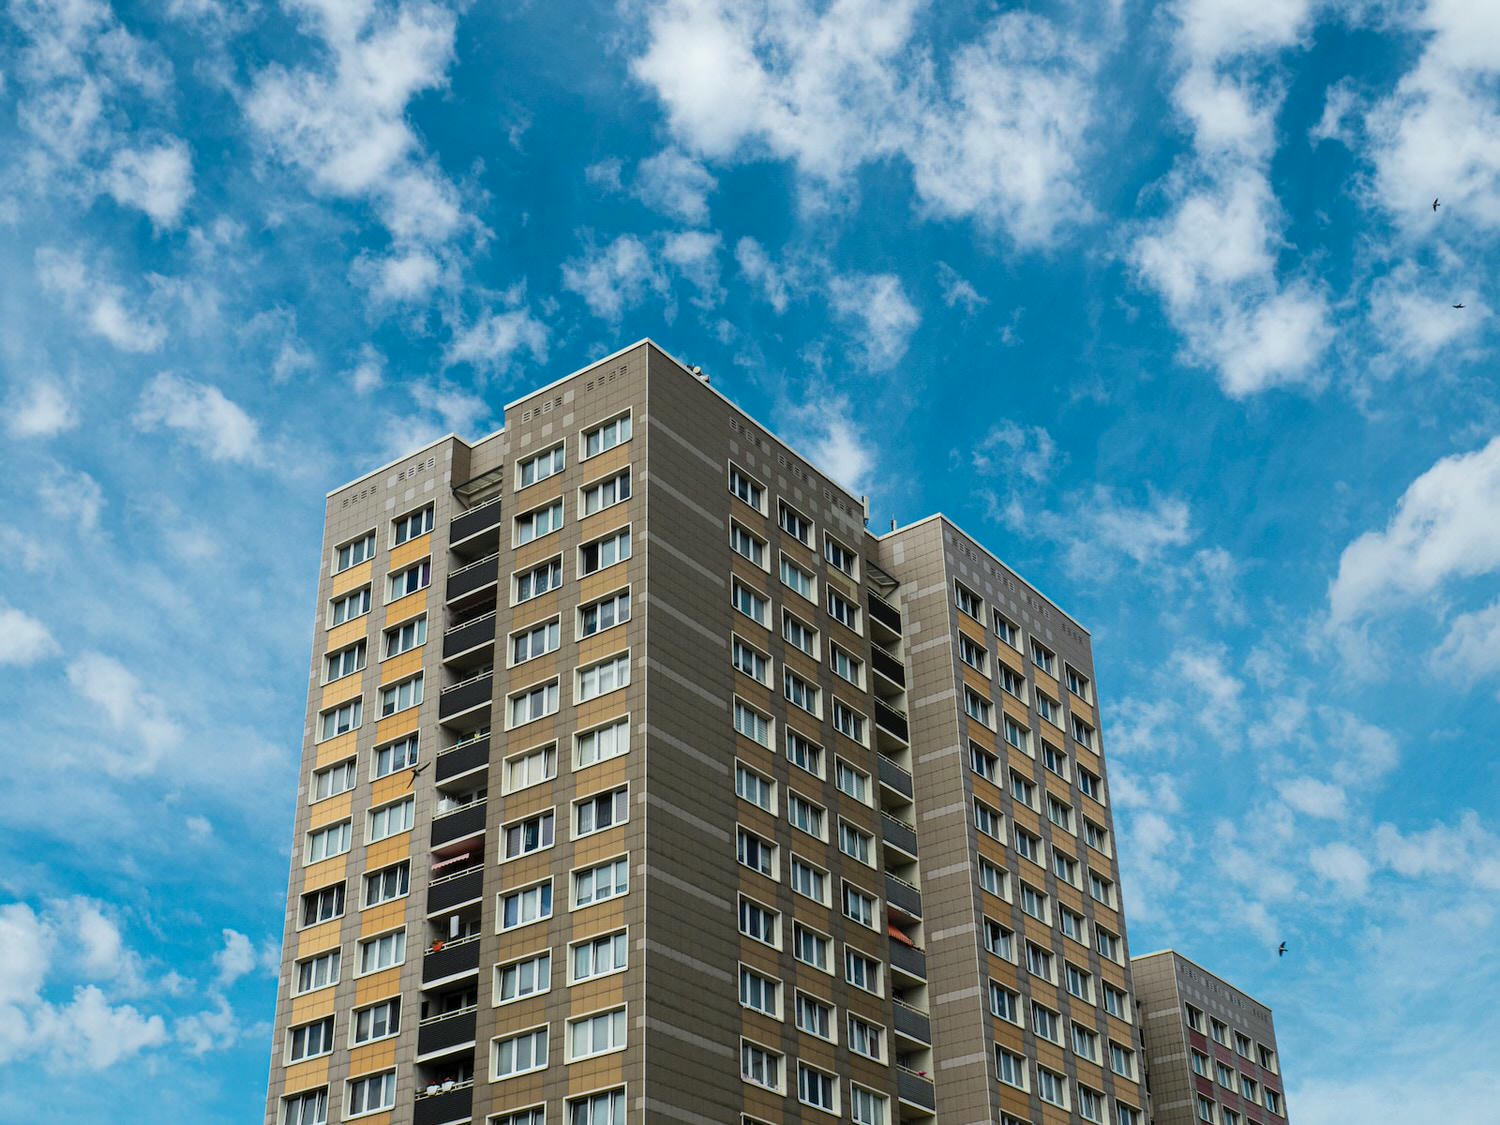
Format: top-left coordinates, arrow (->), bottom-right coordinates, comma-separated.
421,932 -> 481,985
893,1001 -> 931,1045
425,866 -> 483,916
413,1080 -> 473,1125
896,1068 -> 936,1112
871,644 -> 906,689
443,612 -> 496,662
438,669 -> 492,724
868,591 -> 903,634
875,699 -> 910,744
431,799 -> 486,848
881,813 -> 919,858
446,552 -> 499,604
889,941 -> 927,982
885,872 -> 922,919
435,736 -> 489,784
878,755 -> 913,801
417,1006 -> 477,1059
450,497 -> 502,549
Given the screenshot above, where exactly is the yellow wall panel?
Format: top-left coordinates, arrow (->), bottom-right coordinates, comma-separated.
331,560 -> 373,598
389,536 -> 431,571
384,589 -> 428,625
281,1056 -> 330,1090
307,793 -> 353,832
360,900 -> 408,936
348,1038 -> 399,1075
295,919 -> 342,957
355,966 -> 403,1006
375,708 -> 420,744
364,834 -> 413,872
289,989 -> 338,1026
378,648 -> 423,686
315,731 -> 359,769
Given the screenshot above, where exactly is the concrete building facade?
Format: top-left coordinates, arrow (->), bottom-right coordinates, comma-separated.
263,340 -> 1160,1125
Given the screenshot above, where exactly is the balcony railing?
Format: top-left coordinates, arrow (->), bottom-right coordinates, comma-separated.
889,940 -> 927,981
875,698 -> 910,743
881,813 -> 919,858
868,590 -> 903,633
431,799 -> 487,847
446,552 -> 499,603
878,755 -> 913,800
420,932 -> 481,984
413,1079 -> 474,1125
896,1067 -> 936,1111
892,1000 -> 932,1044
871,645 -> 907,688
425,866 -> 483,915
438,670 -> 492,722
442,611 -> 496,660
450,496 -> 502,545
434,737 -> 489,784
884,872 -> 922,918
417,1005 -> 478,1058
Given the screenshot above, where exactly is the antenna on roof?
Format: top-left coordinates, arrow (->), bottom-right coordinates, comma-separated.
890,517 -> 897,532
861,495 -> 870,527
691,365 -> 708,384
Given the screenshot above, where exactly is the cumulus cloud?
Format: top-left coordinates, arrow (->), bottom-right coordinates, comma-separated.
106,138 -> 193,227
0,605 -> 59,666
661,230 -> 723,302
1432,599 -> 1500,686
826,270 -> 919,370
134,373 -> 260,463
36,247 -> 166,353
735,236 -> 793,313
968,420 -> 1057,482
779,392 -> 876,496
211,930 -> 256,988
445,307 -> 549,371
1309,840 -> 1372,897
561,235 -> 668,322
66,651 -> 183,769
36,462 -> 105,531
6,380 -> 77,438
1278,776 -> 1348,819
634,147 -> 718,224
936,261 -> 987,314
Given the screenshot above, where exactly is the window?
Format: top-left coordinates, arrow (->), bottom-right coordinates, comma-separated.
1025,940 -> 1054,981
1265,1089 -> 1283,1115
1089,871 -> 1116,906
739,896 -> 780,947
739,966 -> 781,1017
373,734 -> 419,779
1061,907 -> 1086,943
842,882 -> 877,927
294,950 -> 339,994
517,443 -> 565,488
283,1089 -> 328,1125
570,930 -> 627,982
778,501 -> 812,545
786,730 -> 823,776
392,504 -> 433,545
1186,1005 -> 1205,1032
576,717 -> 629,768
1001,664 -> 1027,701
1048,795 -> 1075,832
968,743 -> 998,783
1079,1086 -> 1104,1123
577,653 -> 630,702
1066,665 -> 1091,700
579,589 -> 630,638
798,1063 -> 837,1113
1072,715 -> 1095,749
1031,639 -> 1056,674
850,1086 -> 887,1125
379,673 -> 422,717
568,1089 -> 625,1125
493,1027 -> 548,1079
782,611 -> 818,656
575,786 -> 628,837
848,1014 -> 884,1060
1037,1066 -> 1068,1109
988,980 -> 1020,1023
287,1017 -> 334,1062
1235,1031 -> 1253,1057
324,641 -> 366,683
1014,827 -> 1041,863
503,811 -> 555,859
1010,771 -> 1037,809
1211,1017 -> 1228,1044
830,644 -> 862,687
301,883 -> 345,927
1020,882 -> 1050,923
1117,1105 -> 1142,1125
511,619 -> 560,665
827,588 -> 860,631
796,992 -> 833,1040
581,412 -> 631,458
734,699 -> 771,746
1032,1001 -> 1061,1043
983,919 -> 1014,960
1084,822 -> 1112,858
741,1040 -> 782,1091
363,862 -> 409,908
959,633 -> 988,673
1192,1050 -> 1210,1076
788,792 -> 826,838
1197,1097 -> 1217,1123
504,744 -> 557,793
794,924 -> 831,972
836,759 -> 871,803
367,797 -> 414,842
1222,1112 -> 1242,1125
1065,962 -> 1094,1002
729,463 -> 766,511
1079,766 -> 1103,801
388,559 -> 430,600
507,680 -> 559,728
839,821 -> 873,865
964,689 -> 993,727
515,500 -> 563,545
737,828 -> 777,878
1259,1044 -> 1278,1072
954,582 -> 982,618
383,617 -> 426,660
1241,1074 -> 1259,1100
346,1071 -> 395,1117
994,612 -> 1020,648
1036,691 -> 1060,725
1072,1022 -> 1099,1060
790,857 -> 827,903
733,580 -> 769,626
974,800 -> 1004,840
580,469 -> 631,516
780,555 -> 815,600
832,700 -> 865,744
357,930 -> 405,975
330,586 -> 371,626
730,520 -> 767,566
306,821 -> 351,864
515,557 -> 563,602
1003,715 -> 1031,753
1096,926 -> 1121,961
783,669 -> 821,716
495,1111 -> 545,1125
1042,743 -> 1069,781
844,948 -> 881,995
1104,984 -> 1129,1020
335,531 -> 376,574
579,526 -> 631,577
1216,1062 -> 1235,1088
996,1046 -> 1028,1089
825,535 -> 857,577
1053,848 -> 1079,886
500,881 -> 553,930
568,1007 -> 627,1060
319,700 -> 361,741
352,999 -> 400,1045
572,856 -> 629,907
311,759 -> 356,802
979,858 -> 1010,900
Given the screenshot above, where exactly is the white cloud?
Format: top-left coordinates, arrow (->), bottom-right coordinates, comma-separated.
36,247 -> 166,353
1368,261 -> 1488,365
969,420 -> 1056,482
1432,599 -> 1500,685
1277,776 -> 1348,819
735,236 -> 792,313
106,137 -> 193,227
349,345 -> 385,393
561,235 -> 667,322
826,271 -> 919,370
780,393 -> 875,495
36,462 -> 105,530
211,930 -> 256,988
1308,840 -> 1372,897
135,372 -> 260,464
936,261 -> 987,314
661,230 -> 723,302
6,380 -> 77,438
1310,77 -> 1359,145
584,157 -> 623,191
445,307 -> 549,371
28,985 -> 168,1070
634,148 -> 717,224
66,651 -> 183,768
174,994 -> 240,1055
409,382 -> 492,436
1328,435 -> 1500,626
0,605 -> 59,667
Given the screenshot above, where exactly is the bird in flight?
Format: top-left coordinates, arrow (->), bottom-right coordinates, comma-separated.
1433,198 -> 1440,211
1453,303 -> 1466,309
1277,942 -> 1287,957
405,761 -> 429,788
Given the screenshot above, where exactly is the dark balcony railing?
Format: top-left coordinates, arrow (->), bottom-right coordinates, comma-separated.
438,672 -> 492,721
417,1007 -> 477,1058
435,737 -> 489,784
897,1068 -> 936,1111
885,872 -> 922,918
893,1001 -> 932,1044
431,800 -> 486,847
871,645 -> 907,688
881,813 -> 919,858
878,755 -> 913,800
413,1081 -> 473,1125
868,591 -> 903,633
446,553 -> 498,603
875,698 -> 910,743
421,932 -> 482,984
425,867 -> 483,916
443,612 -> 496,660
889,940 -> 927,980
450,497 -> 502,545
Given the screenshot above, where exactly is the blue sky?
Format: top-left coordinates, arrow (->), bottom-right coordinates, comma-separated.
2,0 -> 1499,1120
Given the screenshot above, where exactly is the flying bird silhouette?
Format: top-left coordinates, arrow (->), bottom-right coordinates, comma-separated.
1277,942 -> 1287,957
1433,198 -> 1440,211
405,761 -> 429,788
1453,303 -> 1466,309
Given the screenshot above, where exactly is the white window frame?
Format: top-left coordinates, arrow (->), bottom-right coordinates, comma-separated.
579,525 -> 632,577
568,927 -> 629,984
498,879 -> 554,932
513,499 -> 564,547
579,410 -> 633,460
491,1025 -> 549,1081
513,556 -> 563,605
575,716 -> 630,770
494,948 -> 552,1008
333,530 -> 376,575
570,854 -> 630,909
516,443 -> 565,490
728,462 -> 767,513
566,1004 -> 628,1062
579,468 -> 632,518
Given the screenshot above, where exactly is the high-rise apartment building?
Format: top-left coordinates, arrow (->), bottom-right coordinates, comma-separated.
1131,951 -> 1288,1125
265,340 -> 1150,1125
